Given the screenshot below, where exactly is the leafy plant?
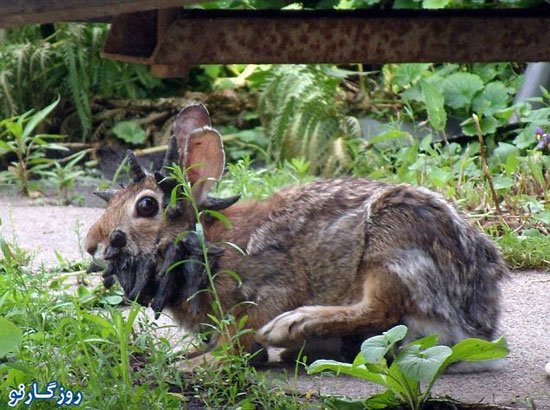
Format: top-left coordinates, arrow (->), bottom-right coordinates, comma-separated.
41,150 -> 87,205
309,325 -> 509,410
0,316 -> 22,358
259,64 -> 361,175
0,98 -> 66,195
1,24 -> 168,140
387,63 -> 521,137
216,155 -> 314,199
112,120 -> 147,145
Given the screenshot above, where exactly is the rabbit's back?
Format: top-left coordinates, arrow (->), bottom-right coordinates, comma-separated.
242,178 -> 505,342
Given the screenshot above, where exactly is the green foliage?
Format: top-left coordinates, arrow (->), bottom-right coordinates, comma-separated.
0,234 -> 307,408
0,316 -> 22,358
494,228 -> 550,269
259,65 -> 361,175
112,121 -> 147,145
420,79 -> 446,131
0,98 -> 66,195
309,325 -> 509,410
41,150 -> 87,205
1,24 -> 167,140
216,156 -> 314,199
389,63 -> 519,137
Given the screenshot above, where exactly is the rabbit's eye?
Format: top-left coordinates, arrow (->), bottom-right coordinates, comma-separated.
136,196 -> 159,218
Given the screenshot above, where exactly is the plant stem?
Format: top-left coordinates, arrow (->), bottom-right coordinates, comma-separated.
473,114 -> 501,217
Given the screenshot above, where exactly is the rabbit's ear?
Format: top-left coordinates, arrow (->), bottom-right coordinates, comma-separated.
173,103 -> 224,205
174,103 -> 211,155
185,127 -> 225,205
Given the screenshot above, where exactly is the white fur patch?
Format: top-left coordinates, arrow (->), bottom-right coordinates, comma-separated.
256,308 -> 315,347
403,315 -> 469,346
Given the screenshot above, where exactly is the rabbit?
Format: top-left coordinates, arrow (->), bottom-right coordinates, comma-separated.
85,103 -> 508,371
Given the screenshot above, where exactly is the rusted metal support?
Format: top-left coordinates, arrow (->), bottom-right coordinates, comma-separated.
102,7 -> 550,77
0,0 -> 195,29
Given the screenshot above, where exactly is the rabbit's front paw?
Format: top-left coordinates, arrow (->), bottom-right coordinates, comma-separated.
256,308 -> 313,347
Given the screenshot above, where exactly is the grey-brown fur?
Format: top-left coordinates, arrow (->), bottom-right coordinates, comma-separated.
85,103 -> 508,371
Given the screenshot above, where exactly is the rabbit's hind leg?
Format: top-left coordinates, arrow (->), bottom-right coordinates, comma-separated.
255,267 -> 409,349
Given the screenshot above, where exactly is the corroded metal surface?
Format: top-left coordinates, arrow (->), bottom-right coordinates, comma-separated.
103,11 -> 158,63
146,8 -> 550,65
0,0 -> 193,29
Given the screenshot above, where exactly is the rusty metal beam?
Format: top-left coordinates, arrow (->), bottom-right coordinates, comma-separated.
142,8 -> 550,66
0,0 -> 197,29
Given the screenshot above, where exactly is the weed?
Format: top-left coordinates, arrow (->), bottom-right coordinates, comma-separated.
309,325 -> 509,410
41,150 -> 87,205
493,228 -> 550,270
0,98 -> 65,196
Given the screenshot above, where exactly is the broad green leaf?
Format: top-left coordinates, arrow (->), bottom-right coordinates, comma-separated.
387,360 -> 420,402
427,167 -> 452,188
472,63 -> 502,83
308,360 -> 387,386
361,325 -> 407,363
520,228 -> 544,238
443,73 -> 484,110
447,337 -> 509,364
0,316 -> 22,357
22,97 -> 60,140
322,396 -> 368,410
364,390 -> 399,409
472,81 -> 510,116
102,295 -> 124,305
514,129 -> 537,149
419,134 -> 433,152
393,0 -> 422,8
393,64 -> 432,87
421,79 -> 447,131
112,121 -> 147,145
370,130 -> 414,146
461,115 -> 498,136
407,333 -> 439,349
492,175 -> 514,191
397,345 -> 452,382
492,142 -> 519,165
533,210 -> 550,224
422,0 -> 451,8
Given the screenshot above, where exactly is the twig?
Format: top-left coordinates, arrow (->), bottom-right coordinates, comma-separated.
473,114 -> 502,216
58,142 -> 99,150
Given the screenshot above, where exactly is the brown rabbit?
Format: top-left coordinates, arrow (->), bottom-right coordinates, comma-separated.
85,103 -> 507,371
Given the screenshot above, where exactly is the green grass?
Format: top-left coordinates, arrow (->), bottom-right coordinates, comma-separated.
493,229 -> 550,270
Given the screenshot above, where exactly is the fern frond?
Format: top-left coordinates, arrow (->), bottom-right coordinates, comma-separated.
0,69 -> 17,117
259,65 -> 361,175
61,41 -> 92,140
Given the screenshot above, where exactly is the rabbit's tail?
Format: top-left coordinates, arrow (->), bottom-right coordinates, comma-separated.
389,246 -> 504,347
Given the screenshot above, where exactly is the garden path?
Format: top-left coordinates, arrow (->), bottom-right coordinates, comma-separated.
1,197 -> 549,409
